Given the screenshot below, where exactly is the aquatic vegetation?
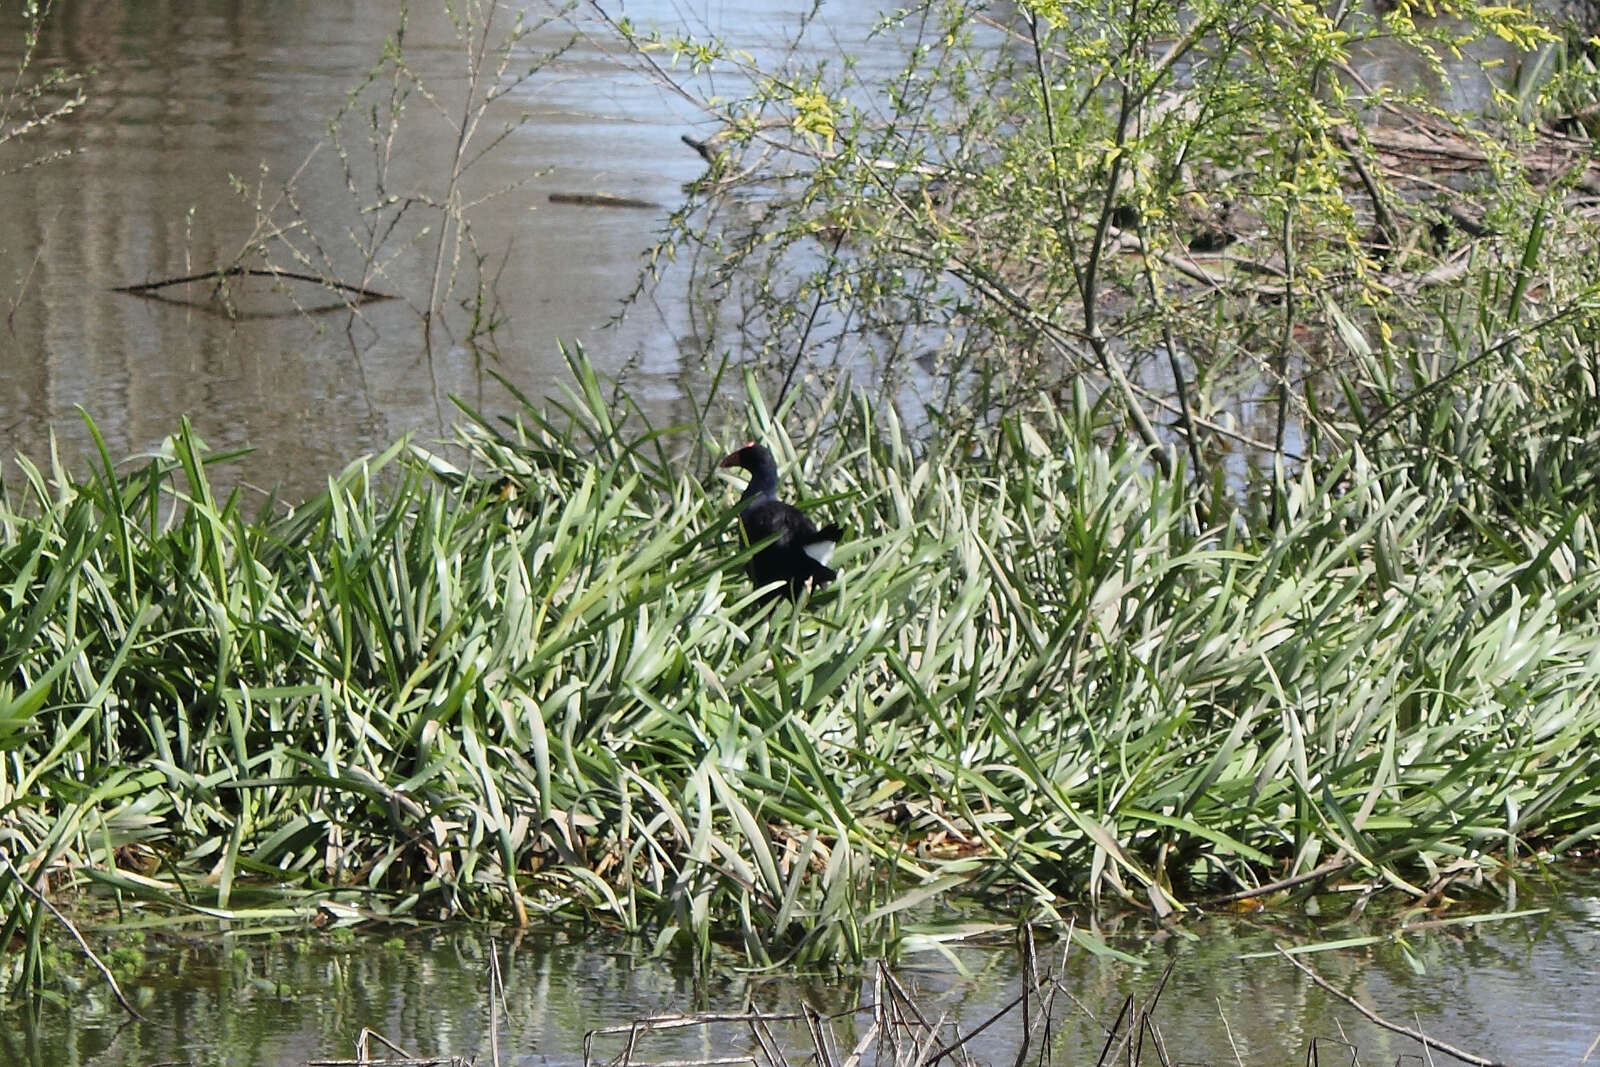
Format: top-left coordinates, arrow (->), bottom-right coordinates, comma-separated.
2,345 -> 1598,997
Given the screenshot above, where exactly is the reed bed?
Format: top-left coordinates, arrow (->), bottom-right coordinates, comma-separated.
2,349 -> 1598,995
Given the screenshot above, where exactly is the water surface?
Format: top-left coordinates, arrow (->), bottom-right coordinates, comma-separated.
0,0 -> 889,499
11,882 -> 1599,1066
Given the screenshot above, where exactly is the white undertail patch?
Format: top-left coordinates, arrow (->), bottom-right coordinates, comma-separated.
803,540 -> 836,565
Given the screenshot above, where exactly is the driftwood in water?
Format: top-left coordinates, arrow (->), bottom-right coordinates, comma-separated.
113,265 -> 396,303
547,191 -> 662,209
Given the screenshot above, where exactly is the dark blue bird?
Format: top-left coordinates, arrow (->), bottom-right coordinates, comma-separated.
719,442 -> 843,600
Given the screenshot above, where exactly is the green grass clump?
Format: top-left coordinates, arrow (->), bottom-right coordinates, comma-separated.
1,350 -> 1598,993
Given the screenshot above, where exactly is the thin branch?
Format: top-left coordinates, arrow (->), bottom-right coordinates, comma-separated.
775,229 -> 848,410
1269,147 -> 1300,530
1277,947 -> 1504,1067
1026,10 -> 1172,476
1196,858 -> 1355,906
1134,221 -> 1210,507
0,851 -> 148,1022
1337,130 -> 1398,251
112,265 -> 396,302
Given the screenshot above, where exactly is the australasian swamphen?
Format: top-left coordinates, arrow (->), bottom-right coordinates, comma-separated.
719,442 -> 844,600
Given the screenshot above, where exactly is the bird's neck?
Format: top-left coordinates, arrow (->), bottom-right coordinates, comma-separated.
741,481 -> 778,504
740,463 -> 779,504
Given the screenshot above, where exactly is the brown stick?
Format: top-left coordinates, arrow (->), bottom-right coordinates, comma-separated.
548,191 -> 662,209
1336,131 -> 1398,250
1276,947 -> 1505,1067
112,265 -> 396,302
0,851 -> 148,1022
1196,858 -> 1355,906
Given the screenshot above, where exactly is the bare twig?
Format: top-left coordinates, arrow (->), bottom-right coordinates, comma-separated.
112,265 -> 396,302
917,988 -> 1028,1067
1026,11 -> 1172,477
1131,959 -> 1176,1066
313,1028 -> 471,1067
1276,947 -> 1504,1067
775,229 -> 847,411
1012,925 -> 1036,1067
584,1012 -> 807,1067
1217,996 -> 1246,1067
0,851 -> 148,1022
1197,858 -> 1356,907
1336,130 -> 1398,251
488,938 -> 504,1067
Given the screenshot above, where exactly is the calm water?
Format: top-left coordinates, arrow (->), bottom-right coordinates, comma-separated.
0,0 -> 897,499
9,882 -> 1600,1066
0,0 -> 1508,501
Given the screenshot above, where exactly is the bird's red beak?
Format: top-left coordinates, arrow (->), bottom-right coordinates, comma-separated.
719,442 -> 756,468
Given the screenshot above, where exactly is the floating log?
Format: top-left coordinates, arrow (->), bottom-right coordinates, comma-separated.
546,191 -> 662,209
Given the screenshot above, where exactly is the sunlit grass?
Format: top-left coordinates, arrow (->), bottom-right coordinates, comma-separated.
2,348 -> 1598,995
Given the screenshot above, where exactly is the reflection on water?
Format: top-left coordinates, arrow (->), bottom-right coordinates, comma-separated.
0,1 -> 1528,501
8,883 -> 1599,1066
0,0 -> 892,500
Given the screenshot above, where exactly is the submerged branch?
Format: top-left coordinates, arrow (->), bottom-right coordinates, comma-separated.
1277,947 -> 1504,1067
0,852 -> 148,1022
112,264 -> 397,302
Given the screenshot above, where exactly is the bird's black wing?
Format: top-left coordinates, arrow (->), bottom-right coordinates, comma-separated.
740,501 -> 840,595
